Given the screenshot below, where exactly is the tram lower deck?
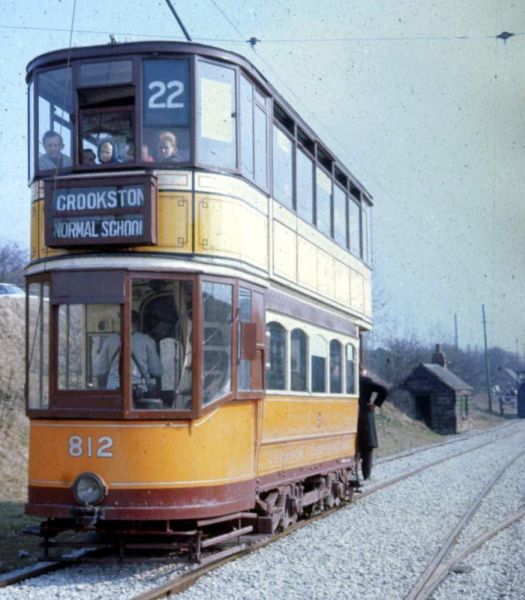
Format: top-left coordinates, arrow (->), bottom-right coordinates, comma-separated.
27,394 -> 357,522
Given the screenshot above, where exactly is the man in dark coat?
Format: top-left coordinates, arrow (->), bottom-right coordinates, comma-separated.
358,367 -> 388,479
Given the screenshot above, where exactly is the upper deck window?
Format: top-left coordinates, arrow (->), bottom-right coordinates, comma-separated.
316,166 -> 332,238
362,201 -> 372,264
254,93 -> 269,190
37,67 -> 73,174
349,196 -> 361,257
240,76 -> 255,181
197,61 -> 237,170
333,184 -> 347,247
80,60 -> 133,87
296,147 -> 314,224
142,59 -> 191,164
272,125 -> 293,209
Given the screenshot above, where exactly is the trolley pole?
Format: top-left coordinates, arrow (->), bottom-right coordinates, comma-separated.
482,304 -> 493,412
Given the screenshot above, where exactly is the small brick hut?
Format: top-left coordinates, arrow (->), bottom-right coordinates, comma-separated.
392,344 -> 473,434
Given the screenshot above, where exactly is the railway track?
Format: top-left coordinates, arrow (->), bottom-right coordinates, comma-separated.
1,422 -> 522,599
129,423 -> 525,600
406,446 -> 525,600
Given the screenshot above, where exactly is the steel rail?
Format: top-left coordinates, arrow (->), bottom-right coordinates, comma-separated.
406,446 -> 525,600
419,508 -> 525,600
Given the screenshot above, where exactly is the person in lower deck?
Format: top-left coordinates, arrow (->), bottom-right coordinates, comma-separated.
94,310 -> 162,392
357,365 -> 388,479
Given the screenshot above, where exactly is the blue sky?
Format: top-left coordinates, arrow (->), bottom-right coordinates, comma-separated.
0,0 -> 524,353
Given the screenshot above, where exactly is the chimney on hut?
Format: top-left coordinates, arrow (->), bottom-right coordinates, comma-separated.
432,343 -> 447,368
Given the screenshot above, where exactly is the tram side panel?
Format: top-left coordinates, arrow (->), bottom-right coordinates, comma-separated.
257,395 -> 358,487
26,402 -> 257,520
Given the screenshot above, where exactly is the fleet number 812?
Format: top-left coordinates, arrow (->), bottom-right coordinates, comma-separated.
68,435 -> 113,458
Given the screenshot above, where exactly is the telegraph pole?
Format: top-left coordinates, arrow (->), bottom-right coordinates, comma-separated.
482,304 -> 492,412
454,313 -> 458,349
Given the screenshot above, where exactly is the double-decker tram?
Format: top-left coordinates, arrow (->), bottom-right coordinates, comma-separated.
25,41 -> 373,557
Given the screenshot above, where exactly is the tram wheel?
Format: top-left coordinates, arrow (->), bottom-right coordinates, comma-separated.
361,449 -> 374,480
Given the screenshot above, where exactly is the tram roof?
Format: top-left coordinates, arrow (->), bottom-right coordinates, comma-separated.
27,40 -> 372,202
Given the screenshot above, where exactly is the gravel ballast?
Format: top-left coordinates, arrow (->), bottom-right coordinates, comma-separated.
2,421 -> 524,600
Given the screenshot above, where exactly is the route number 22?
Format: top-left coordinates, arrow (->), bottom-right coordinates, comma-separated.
148,80 -> 184,109
68,435 -> 113,458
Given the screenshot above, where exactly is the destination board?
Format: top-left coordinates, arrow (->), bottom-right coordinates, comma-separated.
45,175 -> 157,247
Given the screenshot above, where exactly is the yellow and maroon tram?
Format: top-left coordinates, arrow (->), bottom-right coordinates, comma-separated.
25,41 -> 373,552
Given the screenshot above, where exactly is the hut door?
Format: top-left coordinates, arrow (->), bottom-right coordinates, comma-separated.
415,394 -> 432,428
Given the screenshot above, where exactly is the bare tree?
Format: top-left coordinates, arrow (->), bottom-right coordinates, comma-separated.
0,241 -> 28,287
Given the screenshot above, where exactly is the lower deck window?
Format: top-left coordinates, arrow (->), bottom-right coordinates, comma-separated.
311,335 -> 327,393
202,282 -> 233,405
27,282 -> 50,409
128,279 -> 193,410
266,322 -> 286,390
59,304 -> 121,390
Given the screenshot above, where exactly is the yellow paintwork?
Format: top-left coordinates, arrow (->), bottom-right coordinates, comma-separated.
29,402 -> 256,490
30,170 -> 371,320
28,396 -> 357,491
258,395 -> 357,476
135,191 -> 192,253
194,193 -> 268,270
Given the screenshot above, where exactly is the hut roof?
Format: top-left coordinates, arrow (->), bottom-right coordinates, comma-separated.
417,363 -> 473,392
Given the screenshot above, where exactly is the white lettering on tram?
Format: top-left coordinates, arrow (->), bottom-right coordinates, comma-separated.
55,187 -> 144,212
52,218 -> 143,239
100,219 -> 143,237
53,220 -> 99,239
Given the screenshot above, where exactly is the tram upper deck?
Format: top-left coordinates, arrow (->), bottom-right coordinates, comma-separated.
27,41 -> 372,326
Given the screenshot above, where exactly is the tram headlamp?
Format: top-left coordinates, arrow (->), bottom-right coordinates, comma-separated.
72,472 -> 107,506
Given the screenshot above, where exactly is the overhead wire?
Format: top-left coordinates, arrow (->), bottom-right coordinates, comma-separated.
202,0 -> 523,350
204,0 -> 486,282
1,23 -> 523,43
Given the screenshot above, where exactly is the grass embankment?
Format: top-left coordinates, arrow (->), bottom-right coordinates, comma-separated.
0,413 -> 41,573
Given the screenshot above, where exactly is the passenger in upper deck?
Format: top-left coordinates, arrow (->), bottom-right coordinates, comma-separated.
156,131 -> 180,162
82,149 -> 96,165
39,131 -> 72,170
98,139 -> 122,164
141,144 -> 154,163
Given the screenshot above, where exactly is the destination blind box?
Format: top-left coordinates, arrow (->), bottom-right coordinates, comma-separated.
44,175 -> 157,248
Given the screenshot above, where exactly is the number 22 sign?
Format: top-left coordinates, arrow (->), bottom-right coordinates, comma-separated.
143,59 -> 190,127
